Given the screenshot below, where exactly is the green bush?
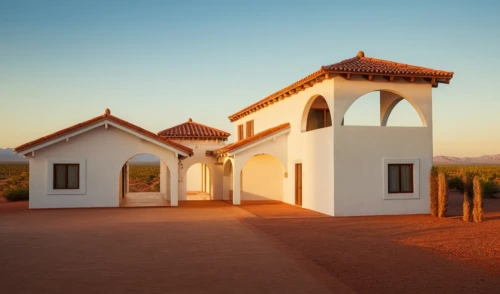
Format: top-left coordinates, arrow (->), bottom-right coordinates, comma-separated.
4,187 -> 29,202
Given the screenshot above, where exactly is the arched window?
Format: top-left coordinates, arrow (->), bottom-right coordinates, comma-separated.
305,96 -> 332,131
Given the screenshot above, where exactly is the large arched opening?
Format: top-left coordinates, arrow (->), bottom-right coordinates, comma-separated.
118,153 -> 170,207
240,154 -> 284,201
301,95 -> 332,132
185,162 -> 213,200
341,90 -> 426,127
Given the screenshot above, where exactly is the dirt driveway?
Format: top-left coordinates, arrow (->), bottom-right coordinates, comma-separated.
0,201 -> 350,294
1,196 -> 500,294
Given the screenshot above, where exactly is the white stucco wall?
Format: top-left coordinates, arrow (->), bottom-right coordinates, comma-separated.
174,139 -> 225,200
160,161 -> 169,200
241,154 -> 283,201
332,76 -> 433,216
231,79 -> 335,214
230,75 -> 434,216
187,163 -> 202,191
28,124 -> 179,208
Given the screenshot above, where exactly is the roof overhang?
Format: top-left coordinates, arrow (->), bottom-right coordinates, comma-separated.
15,113 -> 193,158
228,51 -> 454,122
213,123 -> 290,157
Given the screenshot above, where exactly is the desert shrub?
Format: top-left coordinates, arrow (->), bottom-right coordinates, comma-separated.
463,192 -> 473,222
436,165 -> 500,198
472,176 -> 484,222
448,176 -> 463,192
482,181 -> 499,198
429,167 -> 439,216
4,186 -> 29,201
438,172 -> 449,218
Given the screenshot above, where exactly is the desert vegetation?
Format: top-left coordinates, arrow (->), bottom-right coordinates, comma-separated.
429,167 -> 439,216
473,176 -> 484,222
437,172 -> 449,217
0,163 -> 160,200
436,165 -> 500,198
0,164 -> 29,201
128,164 -> 160,192
431,166 -> 496,221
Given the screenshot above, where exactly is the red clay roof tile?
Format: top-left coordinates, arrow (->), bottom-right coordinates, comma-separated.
15,109 -> 193,156
228,51 -> 454,122
158,118 -> 230,140
322,51 -> 453,77
213,123 -> 290,155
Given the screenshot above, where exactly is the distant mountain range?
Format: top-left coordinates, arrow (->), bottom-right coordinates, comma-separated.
433,154 -> 500,165
0,148 -> 498,165
0,148 -> 28,163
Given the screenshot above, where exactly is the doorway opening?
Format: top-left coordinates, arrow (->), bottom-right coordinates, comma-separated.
186,163 -> 213,200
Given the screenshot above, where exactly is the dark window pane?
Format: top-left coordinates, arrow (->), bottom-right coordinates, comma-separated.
388,165 -> 400,193
67,165 -> 79,189
307,110 -> 324,131
326,110 -> 332,127
54,165 -> 67,189
400,165 -> 412,192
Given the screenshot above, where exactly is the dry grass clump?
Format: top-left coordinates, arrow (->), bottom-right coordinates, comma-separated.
429,167 -> 439,217
438,172 -> 449,218
462,170 -> 473,222
473,176 -> 484,223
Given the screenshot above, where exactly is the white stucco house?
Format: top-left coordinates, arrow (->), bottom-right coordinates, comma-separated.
15,51 -> 453,216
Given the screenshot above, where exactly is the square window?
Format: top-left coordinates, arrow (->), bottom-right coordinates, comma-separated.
53,164 -> 80,189
388,164 -> 413,193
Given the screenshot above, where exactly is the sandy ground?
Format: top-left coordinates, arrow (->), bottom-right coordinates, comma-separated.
1,192 -> 499,293
238,192 -> 500,293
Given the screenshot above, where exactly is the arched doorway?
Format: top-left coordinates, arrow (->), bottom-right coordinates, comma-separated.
118,153 -> 170,207
185,163 -> 213,200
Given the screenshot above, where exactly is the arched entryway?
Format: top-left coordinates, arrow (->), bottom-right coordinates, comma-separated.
185,163 -> 213,200
118,153 -> 171,207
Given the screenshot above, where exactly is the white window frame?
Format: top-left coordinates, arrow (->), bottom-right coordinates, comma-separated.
383,158 -> 419,200
47,159 -> 86,195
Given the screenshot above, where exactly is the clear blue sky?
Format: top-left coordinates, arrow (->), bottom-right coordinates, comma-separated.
1,0 -> 499,156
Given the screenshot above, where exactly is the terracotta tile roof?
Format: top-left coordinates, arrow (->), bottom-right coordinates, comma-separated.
213,123 -> 290,155
15,109 -> 194,156
228,51 -> 454,122
322,51 -> 454,78
158,118 -> 230,141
